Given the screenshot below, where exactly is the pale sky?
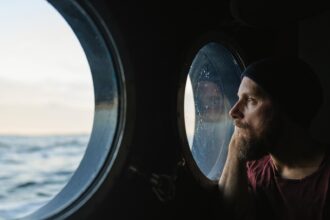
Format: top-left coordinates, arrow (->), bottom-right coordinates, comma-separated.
0,0 -> 94,135
184,76 -> 195,147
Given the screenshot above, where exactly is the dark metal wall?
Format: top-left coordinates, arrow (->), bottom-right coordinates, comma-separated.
299,10 -> 330,143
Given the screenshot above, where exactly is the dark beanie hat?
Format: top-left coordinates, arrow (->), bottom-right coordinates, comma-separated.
241,57 -> 323,128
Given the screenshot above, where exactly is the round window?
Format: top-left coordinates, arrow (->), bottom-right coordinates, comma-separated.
0,1 -> 94,219
14,1 -> 125,219
184,42 -> 243,181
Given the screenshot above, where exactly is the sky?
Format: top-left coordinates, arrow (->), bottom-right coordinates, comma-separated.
184,76 -> 195,147
0,0 -> 198,139
0,0 -> 94,135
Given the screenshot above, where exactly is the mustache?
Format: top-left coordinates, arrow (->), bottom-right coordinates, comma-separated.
233,120 -> 249,129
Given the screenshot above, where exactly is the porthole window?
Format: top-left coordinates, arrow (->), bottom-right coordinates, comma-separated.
0,1 -> 94,219
0,0 -> 125,219
183,42 -> 243,182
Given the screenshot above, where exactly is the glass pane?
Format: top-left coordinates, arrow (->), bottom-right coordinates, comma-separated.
0,0 -> 94,218
184,42 -> 241,181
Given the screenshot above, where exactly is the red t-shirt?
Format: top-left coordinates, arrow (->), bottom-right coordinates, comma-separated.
247,154 -> 330,220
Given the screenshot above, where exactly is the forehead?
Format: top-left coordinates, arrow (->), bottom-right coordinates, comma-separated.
238,77 -> 267,97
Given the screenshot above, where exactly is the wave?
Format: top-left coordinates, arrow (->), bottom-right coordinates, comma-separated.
0,134 -> 89,219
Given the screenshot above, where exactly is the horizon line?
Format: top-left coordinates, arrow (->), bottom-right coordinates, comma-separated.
0,132 -> 91,137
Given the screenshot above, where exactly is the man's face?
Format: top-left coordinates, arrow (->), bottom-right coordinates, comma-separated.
229,77 -> 280,159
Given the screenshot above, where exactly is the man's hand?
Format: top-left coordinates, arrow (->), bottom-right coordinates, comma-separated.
229,126 -> 253,161
218,126 -> 257,220
229,125 -> 267,161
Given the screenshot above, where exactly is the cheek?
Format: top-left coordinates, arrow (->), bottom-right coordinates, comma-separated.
248,107 -> 273,133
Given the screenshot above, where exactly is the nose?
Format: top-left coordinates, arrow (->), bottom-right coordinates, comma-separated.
229,101 -> 243,120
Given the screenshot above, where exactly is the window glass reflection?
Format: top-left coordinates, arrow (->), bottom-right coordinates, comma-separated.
184,42 -> 241,180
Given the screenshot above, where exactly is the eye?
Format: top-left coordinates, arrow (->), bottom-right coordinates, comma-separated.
247,97 -> 257,104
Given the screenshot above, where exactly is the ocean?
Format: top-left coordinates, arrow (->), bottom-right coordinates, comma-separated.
0,134 -> 89,219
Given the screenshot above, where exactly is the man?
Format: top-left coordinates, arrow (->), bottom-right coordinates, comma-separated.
218,57 -> 328,220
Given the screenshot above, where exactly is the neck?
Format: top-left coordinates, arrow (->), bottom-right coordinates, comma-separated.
268,124 -> 326,178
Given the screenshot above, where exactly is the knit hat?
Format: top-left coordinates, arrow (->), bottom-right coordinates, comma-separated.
241,57 -> 323,128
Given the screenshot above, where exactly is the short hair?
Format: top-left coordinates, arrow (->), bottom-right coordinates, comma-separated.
241,56 -> 324,129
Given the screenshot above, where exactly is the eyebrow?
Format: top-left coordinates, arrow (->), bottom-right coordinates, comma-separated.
238,85 -> 268,99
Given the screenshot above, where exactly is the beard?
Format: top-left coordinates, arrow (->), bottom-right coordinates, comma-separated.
235,114 -> 283,161
239,135 -> 269,161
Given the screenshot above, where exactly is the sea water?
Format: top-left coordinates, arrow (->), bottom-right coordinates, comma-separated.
0,135 -> 88,219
